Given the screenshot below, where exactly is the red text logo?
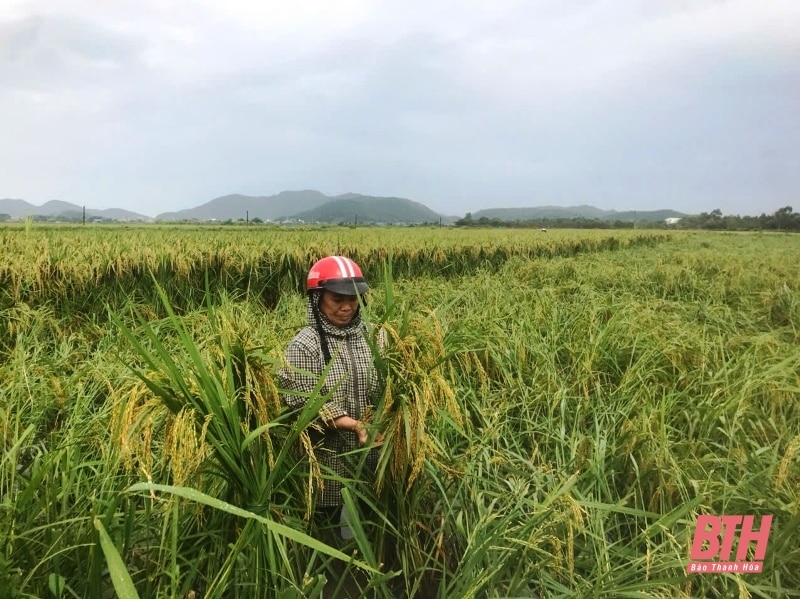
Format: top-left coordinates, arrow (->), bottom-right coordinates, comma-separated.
686,514 -> 772,574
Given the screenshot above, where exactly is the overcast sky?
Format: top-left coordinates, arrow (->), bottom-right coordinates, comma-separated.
2,0 -> 799,217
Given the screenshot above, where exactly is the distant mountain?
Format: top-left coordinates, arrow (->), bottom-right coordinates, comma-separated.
0,199 -> 34,218
604,209 -> 688,221
40,200 -> 83,216
96,208 -> 154,221
1,192 -> 691,225
155,190 -> 329,221
471,206 -> 687,222
0,198 -> 152,221
289,194 -> 441,224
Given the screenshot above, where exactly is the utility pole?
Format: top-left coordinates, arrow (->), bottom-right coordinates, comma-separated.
82,206 -> 85,226
246,210 -> 249,225
355,213 -> 358,227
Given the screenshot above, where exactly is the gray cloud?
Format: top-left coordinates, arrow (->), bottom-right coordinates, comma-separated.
1,1 -> 798,216
1,14 -> 144,91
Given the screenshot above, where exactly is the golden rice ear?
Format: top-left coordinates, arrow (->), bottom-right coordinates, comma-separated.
164,409 -> 211,487
297,430 -> 322,522
110,380 -> 164,476
775,433 -> 800,492
377,327 -> 389,353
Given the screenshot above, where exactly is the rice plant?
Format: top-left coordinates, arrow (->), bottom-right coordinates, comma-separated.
1,227 -> 798,597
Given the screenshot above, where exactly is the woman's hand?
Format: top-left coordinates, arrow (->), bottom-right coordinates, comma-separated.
353,421 -> 368,446
331,416 -> 368,446
331,416 -> 381,447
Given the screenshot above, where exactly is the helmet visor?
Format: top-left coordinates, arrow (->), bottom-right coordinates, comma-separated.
319,277 -> 369,296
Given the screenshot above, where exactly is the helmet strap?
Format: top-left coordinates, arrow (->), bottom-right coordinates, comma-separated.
310,292 -> 332,366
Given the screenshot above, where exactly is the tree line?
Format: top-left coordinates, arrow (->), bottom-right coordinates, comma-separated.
454,206 -> 800,231
672,206 -> 799,231
455,214 -> 637,229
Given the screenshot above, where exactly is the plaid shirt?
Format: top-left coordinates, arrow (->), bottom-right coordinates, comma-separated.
279,293 -> 381,507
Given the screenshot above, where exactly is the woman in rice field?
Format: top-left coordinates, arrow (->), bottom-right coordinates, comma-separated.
279,255 -> 384,535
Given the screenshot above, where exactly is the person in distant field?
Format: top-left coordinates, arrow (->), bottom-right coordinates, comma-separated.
279,255 -> 384,531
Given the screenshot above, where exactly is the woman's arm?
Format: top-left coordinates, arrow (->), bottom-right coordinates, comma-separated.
278,341 -> 321,410
280,334 -> 363,435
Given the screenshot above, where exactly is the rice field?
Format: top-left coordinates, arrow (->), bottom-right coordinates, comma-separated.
1,224 -> 798,598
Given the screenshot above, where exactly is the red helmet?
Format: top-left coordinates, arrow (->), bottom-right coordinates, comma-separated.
306,256 -> 368,295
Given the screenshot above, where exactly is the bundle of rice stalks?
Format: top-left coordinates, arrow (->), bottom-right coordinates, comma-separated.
110,281 -> 306,513
367,275 -> 464,497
